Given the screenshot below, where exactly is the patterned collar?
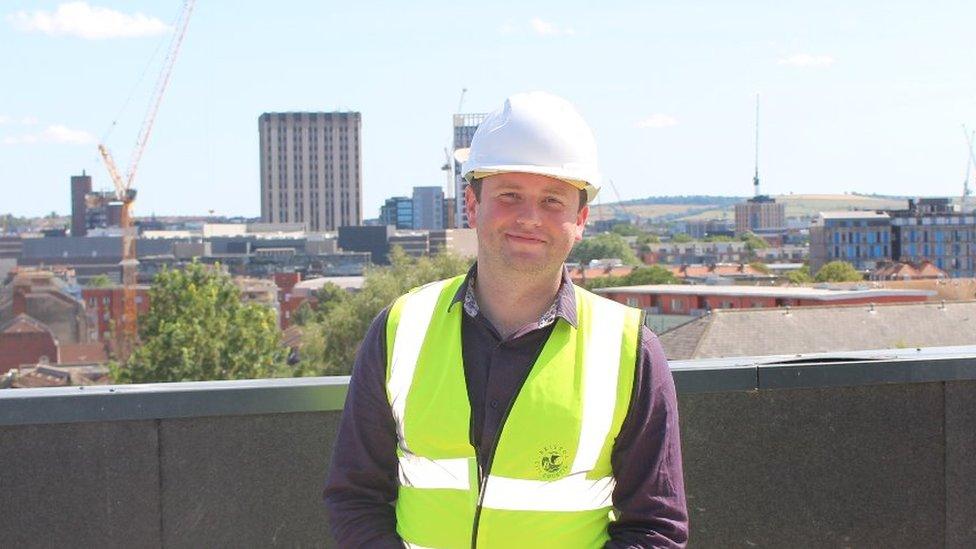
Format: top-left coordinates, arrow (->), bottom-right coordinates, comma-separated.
450,263 -> 578,328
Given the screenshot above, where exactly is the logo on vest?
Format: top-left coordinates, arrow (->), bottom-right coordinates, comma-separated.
537,445 -> 569,480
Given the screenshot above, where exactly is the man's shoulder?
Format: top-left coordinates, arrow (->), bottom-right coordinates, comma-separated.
388,274 -> 469,320
398,274 -> 468,300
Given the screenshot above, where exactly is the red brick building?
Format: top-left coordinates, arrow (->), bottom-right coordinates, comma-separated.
0,314 -> 59,374
274,272 -> 303,329
81,286 -> 151,342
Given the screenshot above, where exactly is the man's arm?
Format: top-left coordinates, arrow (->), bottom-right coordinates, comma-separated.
607,326 -> 689,548
323,307 -> 404,548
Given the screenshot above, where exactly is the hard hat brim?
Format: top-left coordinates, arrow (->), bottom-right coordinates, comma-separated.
464,165 -> 601,203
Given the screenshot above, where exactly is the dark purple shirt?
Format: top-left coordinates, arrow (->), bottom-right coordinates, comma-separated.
323,267 -> 688,548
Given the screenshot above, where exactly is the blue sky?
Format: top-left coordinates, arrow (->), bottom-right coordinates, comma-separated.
2,1 -> 975,218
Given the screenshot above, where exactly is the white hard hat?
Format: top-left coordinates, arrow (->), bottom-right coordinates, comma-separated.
458,91 -> 601,203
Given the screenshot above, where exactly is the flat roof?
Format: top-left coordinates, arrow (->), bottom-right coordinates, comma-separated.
594,284 -> 936,300
817,211 -> 890,219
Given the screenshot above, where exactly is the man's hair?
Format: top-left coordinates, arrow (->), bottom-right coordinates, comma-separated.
468,178 -> 587,212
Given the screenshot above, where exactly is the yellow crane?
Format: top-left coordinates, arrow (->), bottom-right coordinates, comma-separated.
98,0 -> 195,359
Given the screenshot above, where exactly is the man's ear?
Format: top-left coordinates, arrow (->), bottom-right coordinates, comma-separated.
464,184 -> 479,228
574,204 -> 589,242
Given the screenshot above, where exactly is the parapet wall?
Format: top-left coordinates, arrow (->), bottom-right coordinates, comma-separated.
2,348 -> 975,548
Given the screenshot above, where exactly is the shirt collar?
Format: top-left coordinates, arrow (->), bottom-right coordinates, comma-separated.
449,262 -> 578,328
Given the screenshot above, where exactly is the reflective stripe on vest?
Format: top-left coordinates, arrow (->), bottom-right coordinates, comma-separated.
386,275 -> 641,547
482,472 -> 615,512
388,279 -> 452,454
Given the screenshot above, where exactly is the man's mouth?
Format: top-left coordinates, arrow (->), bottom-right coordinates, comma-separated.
505,232 -> 546,244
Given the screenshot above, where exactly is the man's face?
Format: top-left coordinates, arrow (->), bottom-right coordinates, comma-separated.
465,172 -> 589,276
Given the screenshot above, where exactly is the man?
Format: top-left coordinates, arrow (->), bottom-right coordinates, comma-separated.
324,92 -> 688,548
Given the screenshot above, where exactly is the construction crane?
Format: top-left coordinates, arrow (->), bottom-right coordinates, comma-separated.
457,87 -> 468,114
603,178 -> 637,223
98,0 -> 195,359
441,89 -> 469,200
962,125 -> 975,214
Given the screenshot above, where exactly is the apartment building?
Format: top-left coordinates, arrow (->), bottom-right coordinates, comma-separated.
259,112 -> 362,231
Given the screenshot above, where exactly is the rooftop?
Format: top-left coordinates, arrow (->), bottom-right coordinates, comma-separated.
595,284 -> 935,300
659,300 -> 976,360
816,210 -> 890,219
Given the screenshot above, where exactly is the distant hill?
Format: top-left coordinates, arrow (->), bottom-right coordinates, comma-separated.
588,193 -> 915,223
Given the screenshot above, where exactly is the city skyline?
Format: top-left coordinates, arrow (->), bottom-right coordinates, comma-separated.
3,1 -> 976,218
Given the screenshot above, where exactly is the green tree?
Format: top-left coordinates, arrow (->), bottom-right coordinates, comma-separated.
292,301 -> 316,326
740,232 -> 768,251
748,261 -> 771,275
624,265 -> 677,285
635,233 -> 660,255
671,233 -> 693,243
86,274 -> 113,288
298,248 -> 473,376
113,262 -> 286,383
313,282 -> 349,317
583,265 -> 677,290
570,233 -> 640,265
787,265 -> 812,284
814,261 -> 863,283
703,235 -> 733,242
611,222 -> 641,237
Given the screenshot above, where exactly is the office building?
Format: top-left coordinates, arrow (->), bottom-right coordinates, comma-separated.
809,211 -> 891,273
259,112 -> 362,231
338,225 -> 393,265
390,230 -> 430,258
452,113 -> 488,228
379,196 -> 413,229
734,195 -> 786,235
890,198 -> 976,277
412,186 -> 444,230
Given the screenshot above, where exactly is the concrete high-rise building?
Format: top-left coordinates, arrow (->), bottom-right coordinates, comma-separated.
259,112 -> 362,231
734,195 -> 786,235
412,186 -> 444,230
70,172 -> 92,237
452,113 -> 488,228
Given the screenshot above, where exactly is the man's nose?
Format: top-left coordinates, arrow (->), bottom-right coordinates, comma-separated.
515,201 -> 542,226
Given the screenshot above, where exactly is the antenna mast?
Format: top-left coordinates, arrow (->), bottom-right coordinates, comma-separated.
753,94 -> 760,198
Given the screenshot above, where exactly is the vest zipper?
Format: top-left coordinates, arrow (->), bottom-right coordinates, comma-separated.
470,356 -> 536,549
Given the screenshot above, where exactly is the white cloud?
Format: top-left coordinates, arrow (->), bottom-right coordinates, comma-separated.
0,115 -> 9,125
777,53 -> 836,68
636,114 -> 678,129
529,17 -> 575,36
2,124 -> 96,145
6,2 -> 170,39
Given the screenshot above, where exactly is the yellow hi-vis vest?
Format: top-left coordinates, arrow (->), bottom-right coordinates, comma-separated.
385,275 -> 642,549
